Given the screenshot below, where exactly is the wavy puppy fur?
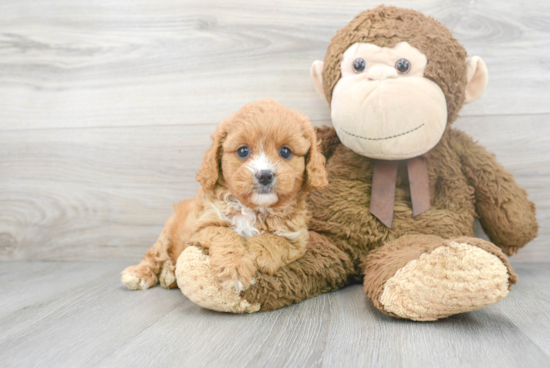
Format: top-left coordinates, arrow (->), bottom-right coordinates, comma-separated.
121,99 -> 327,292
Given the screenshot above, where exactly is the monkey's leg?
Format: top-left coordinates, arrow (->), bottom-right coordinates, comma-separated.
176,231 -> 354,313
363,234 -> 517,321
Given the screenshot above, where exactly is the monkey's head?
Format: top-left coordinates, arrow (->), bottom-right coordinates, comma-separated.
311,6 -> 488,160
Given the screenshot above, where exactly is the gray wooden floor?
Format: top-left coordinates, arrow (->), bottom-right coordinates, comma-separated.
1,0 -> 550,367
0,261 -> 549,368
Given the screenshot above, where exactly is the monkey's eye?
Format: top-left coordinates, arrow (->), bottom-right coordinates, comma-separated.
395,58 -> 411,74
279,147 -> 292,159
237,146 -> 250,159
353,58 -> 366,73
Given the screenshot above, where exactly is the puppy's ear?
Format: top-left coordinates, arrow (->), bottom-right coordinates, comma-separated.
304,119 -> 328,191
196,122 -> 227,190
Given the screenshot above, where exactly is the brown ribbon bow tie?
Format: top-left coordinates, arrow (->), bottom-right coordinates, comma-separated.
370,153 -> 431,228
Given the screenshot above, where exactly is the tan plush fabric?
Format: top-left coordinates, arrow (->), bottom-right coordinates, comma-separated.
380,242 -> 510,321
464,56 -> 489,103
363,234 -> 449,308
329,41 -> 448,160
321,6 -> 468,125
176,246 -> 261,313
331,68 -> 447,160
363,235 -> 517,320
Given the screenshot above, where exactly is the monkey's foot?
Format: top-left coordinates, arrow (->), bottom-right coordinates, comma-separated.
364,235 -> 517,321
175,246 -> 261,313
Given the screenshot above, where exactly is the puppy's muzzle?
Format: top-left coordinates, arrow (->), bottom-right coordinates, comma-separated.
256,170 -> 274,186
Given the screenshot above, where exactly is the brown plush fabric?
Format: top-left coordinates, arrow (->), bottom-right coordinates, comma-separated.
314,125 -> 341,160
321,5 -> 468,124
182,6 -> 538,319
308,127 -> 537,257
239,124 -> 536,312
242,231 -> 354,311
450,130 -> 539,255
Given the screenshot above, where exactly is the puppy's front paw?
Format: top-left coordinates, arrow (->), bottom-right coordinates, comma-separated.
248,239 -> 285,276
253,252 -> 284,276
121,265 -> 158,290
212,255 -> 257,293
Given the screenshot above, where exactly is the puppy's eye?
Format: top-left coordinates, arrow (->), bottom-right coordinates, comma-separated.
279,147 -> 292,159
237,146 -> 249,159
353,58 -> 366,73
395,58 -> 411,74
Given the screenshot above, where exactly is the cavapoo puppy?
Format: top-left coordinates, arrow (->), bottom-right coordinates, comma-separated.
121,99 -> 328,292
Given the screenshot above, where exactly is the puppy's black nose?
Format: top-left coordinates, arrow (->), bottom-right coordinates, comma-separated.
256,170 -> 274,186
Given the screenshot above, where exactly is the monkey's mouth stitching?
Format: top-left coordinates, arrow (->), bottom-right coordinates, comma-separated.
340,123 -> 425,141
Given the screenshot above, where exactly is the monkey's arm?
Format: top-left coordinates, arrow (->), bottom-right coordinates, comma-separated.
247,230 -> 309,275
450,129 -> 538,255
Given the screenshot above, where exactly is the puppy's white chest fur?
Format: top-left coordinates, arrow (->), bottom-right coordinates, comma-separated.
231,212 -> 261,238
218,199 -> 266,239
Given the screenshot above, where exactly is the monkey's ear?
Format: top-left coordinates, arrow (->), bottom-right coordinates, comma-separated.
464,56 -> 489,104
196,123 -> 226,190
310,61 -> 327,101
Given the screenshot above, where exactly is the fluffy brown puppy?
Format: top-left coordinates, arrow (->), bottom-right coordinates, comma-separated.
121,99 -> 327,292
176,6 -> 538,321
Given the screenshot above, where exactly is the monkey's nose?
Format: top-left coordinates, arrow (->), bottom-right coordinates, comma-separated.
367,66 -> 398,81
256,170 -> 274,186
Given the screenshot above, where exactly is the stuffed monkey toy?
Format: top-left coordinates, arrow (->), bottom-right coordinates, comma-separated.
176,6 -> 538,320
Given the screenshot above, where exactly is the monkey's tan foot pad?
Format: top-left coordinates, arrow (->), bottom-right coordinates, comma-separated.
176,246 -> 261,313
367,239 -> 516,321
